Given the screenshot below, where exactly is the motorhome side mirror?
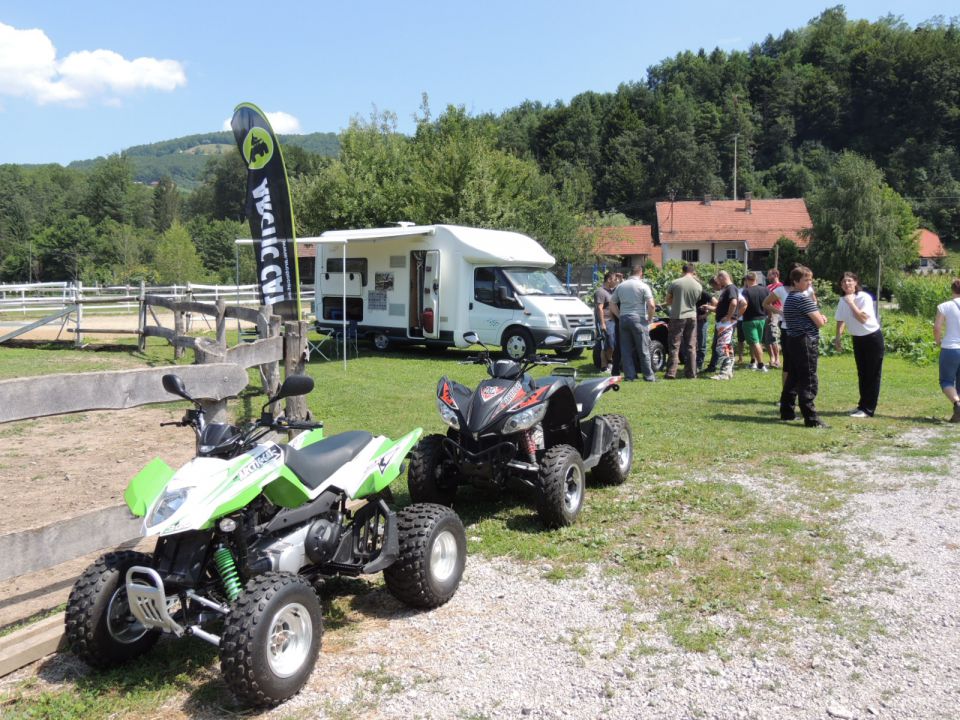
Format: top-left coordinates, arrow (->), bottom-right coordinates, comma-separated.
543,335 -> 565,346
162,374 -> 192,401
274,375 -> 314,402
497,286 -> 514,303
463,332 -> 479,345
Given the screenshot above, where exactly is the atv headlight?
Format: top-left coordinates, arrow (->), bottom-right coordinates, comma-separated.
505,403 -> 548,432
148,488 -> 192,526
436,397 -> 460,430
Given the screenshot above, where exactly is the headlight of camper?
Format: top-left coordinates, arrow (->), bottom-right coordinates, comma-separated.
505,403 -> 548,432
547,313 -> 562,327
436,397 -> 460,430
148,488 -> 192,526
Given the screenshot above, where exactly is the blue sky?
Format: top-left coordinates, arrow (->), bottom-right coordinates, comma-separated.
1,1 -> 953,165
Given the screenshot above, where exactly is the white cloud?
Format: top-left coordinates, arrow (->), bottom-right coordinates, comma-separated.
0,22 -> 186,105
221,111 -> 303,134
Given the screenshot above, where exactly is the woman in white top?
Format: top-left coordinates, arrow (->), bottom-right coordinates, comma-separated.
933,277 -> 960,423
834,272 -> 883,418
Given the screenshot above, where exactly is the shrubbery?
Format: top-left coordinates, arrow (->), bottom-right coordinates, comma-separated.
895,275 -> 954,317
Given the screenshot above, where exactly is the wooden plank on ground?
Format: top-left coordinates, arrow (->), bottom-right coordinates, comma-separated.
0,363 -> 249,423
0,505 -> 140,582
0,613 -> 66,677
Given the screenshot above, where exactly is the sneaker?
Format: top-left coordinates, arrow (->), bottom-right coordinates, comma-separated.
951,402 -> 960,423
749,362 -> 758,370
849,409 -> 870,418
805,419 -> 830,428
758,365 -> 769,373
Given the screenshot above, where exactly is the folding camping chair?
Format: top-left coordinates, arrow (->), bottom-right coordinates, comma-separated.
306,325 -> 336,362
334,320 -> 360,359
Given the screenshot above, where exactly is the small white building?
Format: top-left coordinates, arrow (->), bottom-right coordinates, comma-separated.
655,195 -> 812,268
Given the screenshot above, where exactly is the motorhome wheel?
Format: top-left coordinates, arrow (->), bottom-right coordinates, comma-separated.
502,327 -> 535,360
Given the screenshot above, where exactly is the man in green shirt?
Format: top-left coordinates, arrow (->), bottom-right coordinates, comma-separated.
664,263 -> 703,379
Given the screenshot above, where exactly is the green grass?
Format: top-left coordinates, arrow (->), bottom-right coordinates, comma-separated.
0,342 -> 950,714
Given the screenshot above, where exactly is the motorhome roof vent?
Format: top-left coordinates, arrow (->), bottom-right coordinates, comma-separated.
394,221 -> 416,227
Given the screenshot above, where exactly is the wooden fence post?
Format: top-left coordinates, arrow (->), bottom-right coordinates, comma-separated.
185,283 -> 193,333
73,281 -> 83,349
283,321 -> 309,436
257,306 -> 281,415
215,298 -> 227,350
194,339 -> 228,423
137,280 -> 146,352
173,308 -> 184,361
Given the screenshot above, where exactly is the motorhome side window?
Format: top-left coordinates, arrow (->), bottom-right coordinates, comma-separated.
325,258 -> 368,286
474,267 -> 515,308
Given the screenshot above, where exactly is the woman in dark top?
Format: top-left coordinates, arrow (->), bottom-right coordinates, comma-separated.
780,266 -> 828,427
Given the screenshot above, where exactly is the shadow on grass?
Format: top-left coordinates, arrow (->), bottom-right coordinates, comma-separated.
711,412 -> 779,425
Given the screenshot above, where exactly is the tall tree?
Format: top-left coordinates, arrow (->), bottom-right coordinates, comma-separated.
153,222 -> 205,284
806,151 -> 918,287
152,176 -> 180,232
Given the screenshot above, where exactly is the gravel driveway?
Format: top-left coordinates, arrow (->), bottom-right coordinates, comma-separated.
275,426 -> 960,720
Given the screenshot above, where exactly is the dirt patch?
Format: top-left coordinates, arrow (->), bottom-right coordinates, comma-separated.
0,407 -> 196,536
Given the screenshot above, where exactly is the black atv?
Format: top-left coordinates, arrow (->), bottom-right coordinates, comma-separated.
408,332 -> 633,528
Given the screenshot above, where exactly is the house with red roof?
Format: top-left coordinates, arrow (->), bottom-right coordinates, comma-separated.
654,194 -> 812,268
917,228 -> 946,271
585,225 -> 662,267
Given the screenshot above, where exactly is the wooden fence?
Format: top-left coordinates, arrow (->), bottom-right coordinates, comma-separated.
0,298 -> 312,675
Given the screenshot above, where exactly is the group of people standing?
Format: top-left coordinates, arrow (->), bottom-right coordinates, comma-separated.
594,263 -> 960,425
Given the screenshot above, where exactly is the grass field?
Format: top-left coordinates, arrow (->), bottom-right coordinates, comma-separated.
0,333 -> 950,718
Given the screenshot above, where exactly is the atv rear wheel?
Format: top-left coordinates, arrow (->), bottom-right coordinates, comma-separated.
220,572 -> 322,707
65,551 -> 160,669
591,414 -> 633,485
407,433 -> 457,506
649,339 -> 666,373
384,504 -> 466,608
536,444 -> 586,527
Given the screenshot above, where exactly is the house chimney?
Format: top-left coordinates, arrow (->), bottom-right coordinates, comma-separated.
744,191 -> 752,214
703,194 -> 712,206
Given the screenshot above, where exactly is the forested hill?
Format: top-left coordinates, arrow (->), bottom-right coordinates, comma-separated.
2,7 -> 958,286
67,131 -> 339,188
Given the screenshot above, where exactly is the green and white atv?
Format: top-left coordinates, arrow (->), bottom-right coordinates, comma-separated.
65,373 -> 466,707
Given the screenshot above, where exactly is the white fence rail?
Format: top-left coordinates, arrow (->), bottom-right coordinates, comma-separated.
0,282 -> 316,316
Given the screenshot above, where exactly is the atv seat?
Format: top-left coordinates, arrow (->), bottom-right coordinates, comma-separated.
283,430 -> 373,490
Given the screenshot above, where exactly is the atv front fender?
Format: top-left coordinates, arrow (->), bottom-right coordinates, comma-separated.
125,457 -> 175,517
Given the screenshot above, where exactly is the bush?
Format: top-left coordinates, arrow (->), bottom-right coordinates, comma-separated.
894,274 -> 954,317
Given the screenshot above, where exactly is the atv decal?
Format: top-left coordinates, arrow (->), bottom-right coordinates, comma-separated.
480,386 -> 507,402
498,382 -> 523,410
509,385 -> 549,411
439,380 -> 459,409
233,445 -> 283,483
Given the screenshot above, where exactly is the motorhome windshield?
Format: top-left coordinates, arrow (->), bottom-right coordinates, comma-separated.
502,267 -> 569,296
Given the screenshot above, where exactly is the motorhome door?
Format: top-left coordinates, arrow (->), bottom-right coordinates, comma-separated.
410,250 -> 440,339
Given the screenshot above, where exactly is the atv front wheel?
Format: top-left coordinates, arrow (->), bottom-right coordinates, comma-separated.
536,444 -> 586,527
384,504 -> 466,608
221,572 -> 322,707
65,551 -> 160,669
407,433 -> 457,506
591,414 -> 633,485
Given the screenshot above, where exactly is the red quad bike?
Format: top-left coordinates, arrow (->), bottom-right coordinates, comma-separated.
407,332 -> 633,528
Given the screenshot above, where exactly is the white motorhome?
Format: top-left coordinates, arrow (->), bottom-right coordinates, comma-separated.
311,224 -> 595,359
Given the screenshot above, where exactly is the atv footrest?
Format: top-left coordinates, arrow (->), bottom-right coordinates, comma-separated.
126,566 -> 185,637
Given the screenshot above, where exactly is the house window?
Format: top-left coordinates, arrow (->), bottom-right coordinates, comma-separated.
725,249 -> 739,261
681,249 -> 699,262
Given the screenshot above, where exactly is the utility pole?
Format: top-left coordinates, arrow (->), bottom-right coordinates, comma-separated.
732,133 -> 739,201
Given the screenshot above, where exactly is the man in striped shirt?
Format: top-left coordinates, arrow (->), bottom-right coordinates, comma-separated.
780,266 -> 829,428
